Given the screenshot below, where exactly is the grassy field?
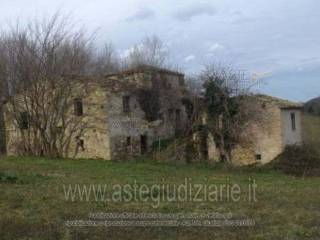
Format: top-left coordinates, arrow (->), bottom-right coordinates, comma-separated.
303,114 -> 320,154
0,156 -> 319,239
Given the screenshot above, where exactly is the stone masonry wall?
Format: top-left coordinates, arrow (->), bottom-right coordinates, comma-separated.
4,68 -> 189,161
231,101 -> 285,165
68,84 -> 111,160
0,104 -> 5,155
105,70 -> 188,160
4,82 -> 112,160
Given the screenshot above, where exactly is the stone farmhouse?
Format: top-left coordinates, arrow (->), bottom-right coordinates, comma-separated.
0,66 -> 303,165
2,66 -> 189,160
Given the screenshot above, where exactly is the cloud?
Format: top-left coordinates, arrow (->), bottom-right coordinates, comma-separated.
205,43 -> 224,57
184,55 -> 196,62
209,43 -> 224,52
126,8 -> 155,21
120,44 -> 142,58
120,48 -> 132,59
173,3 -> 215,21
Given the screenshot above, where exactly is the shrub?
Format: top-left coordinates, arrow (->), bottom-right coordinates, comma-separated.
274,144 -> 320,177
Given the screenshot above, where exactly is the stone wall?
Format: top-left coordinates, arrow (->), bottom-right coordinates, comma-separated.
0,104 -> 6,155
281,109 -> 303,146
3,82 -> 112,160
3,103 -> 22,156
206,98 -> 301,166
105,70 -> 188,160
68,84 -> 111,160
231,100 -> 284,165
3,68 -> 189,161
106,92 -> 153,160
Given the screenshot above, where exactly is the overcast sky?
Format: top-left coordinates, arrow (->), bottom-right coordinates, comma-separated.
0,0 -> 319,102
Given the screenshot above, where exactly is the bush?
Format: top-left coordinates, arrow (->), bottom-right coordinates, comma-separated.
274,144 -> 320,177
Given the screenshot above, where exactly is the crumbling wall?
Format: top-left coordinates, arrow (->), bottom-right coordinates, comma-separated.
4,68 -> 189,161
106,92 -> 153,160
105,70 -> 188,160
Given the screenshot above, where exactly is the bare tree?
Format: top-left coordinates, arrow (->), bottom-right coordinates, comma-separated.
126,35 -> 169,68
94,42 -> 120,75
0,13 -> 96,157
200,63 -> 262,163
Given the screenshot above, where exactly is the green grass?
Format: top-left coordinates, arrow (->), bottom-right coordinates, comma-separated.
0,156 -> 319,239
303,114 -> 320,153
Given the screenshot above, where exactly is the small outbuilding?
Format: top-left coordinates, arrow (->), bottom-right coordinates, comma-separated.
207,94 -> 303,165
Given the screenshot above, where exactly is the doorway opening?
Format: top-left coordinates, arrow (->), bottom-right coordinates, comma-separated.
140,135 -> 148,154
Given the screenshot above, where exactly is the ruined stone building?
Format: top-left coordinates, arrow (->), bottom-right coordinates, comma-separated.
206,95 -> 303,165
2,66 -> 303,165
3,66 -> 189,160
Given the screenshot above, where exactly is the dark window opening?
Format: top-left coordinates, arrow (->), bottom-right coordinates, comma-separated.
291,113 -> 296,131
175,109 -> 181,122
200,133 -> 208,160
126,136 -> 131,146
79,139 -> 84,151
123,96 -> 130,113
255,154 -> 262,161
220,154 -> 226,162
76,136 -> 85,151
19,112 -> 29,130
74,98 -> 83,116
140,135 -> 148,154
168,108 -> 174,118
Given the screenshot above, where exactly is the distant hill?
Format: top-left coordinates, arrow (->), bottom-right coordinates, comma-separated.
304,96 -> 320,115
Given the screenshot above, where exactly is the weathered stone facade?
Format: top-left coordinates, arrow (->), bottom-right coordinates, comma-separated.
207,95 -> 303,165
3,66 -> 188,160
0,103 -> 6,155
3,66 -> 303,165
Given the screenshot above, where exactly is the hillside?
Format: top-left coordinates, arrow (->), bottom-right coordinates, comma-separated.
304,96 -> 320,115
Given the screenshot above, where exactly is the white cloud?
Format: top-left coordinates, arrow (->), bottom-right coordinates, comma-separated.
184,55 -> 196,62
120,48 -> 132,59
120,44 -> 143,58
209,43 -> 224,52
